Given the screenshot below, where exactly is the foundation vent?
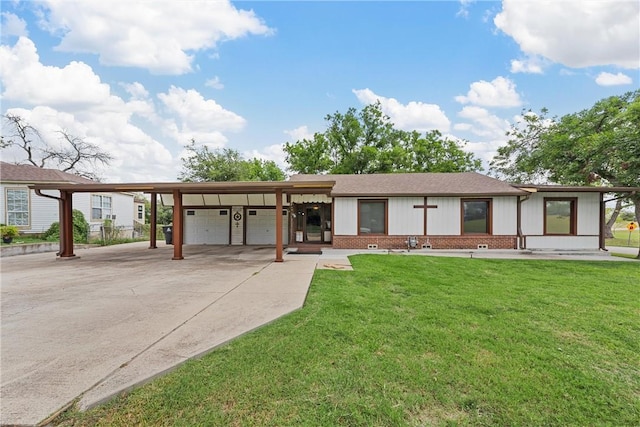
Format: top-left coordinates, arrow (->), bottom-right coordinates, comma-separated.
477,244 -> 488,250
422,244 -> 432,249
367,244 -> 378,249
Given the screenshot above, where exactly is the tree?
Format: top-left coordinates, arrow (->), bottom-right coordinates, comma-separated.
179,139 -> 285,182
2,114 -> 113,180
490,90 -> 640,257
284,102 -> 481,175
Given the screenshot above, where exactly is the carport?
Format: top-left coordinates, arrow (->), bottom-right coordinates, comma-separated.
31,180 -> 335,261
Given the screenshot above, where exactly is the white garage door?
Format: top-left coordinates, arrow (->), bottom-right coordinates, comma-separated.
246,209 -> 289,245
184,209 -> 230,244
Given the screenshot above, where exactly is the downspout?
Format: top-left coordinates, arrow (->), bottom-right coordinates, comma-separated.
34,189 -> 64,256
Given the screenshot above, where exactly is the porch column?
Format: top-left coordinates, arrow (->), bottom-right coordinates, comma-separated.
59,191 -> 76,258
275,189 -> 283,262
172,189 -> 184,260
149,192 -> 157,249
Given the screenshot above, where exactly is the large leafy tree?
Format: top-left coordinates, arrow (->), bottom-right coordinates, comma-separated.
2,114 -> 113,180
179,139 -> 285,182
491,90 -> 640,257
284,102 -> 481,174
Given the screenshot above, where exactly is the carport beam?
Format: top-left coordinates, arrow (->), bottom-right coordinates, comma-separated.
275,189 -> 283,262
172,189 -> 184,260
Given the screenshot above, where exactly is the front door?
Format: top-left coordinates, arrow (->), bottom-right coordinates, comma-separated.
294,203 -> 331,243
305,206 -> 322,242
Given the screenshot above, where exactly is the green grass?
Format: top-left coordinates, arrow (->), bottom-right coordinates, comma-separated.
607,228 -> 640,248
55,256 -> 640,426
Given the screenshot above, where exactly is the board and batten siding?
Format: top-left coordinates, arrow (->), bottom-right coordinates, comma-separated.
492,197 -> 518,235
333,197 -> 358,235
521,192 -> 600,250
388,197 -> 423,235
426,197 -> 460,235
520,192 -> 600,235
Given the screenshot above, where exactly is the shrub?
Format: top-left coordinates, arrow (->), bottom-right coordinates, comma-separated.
43,209 -> 89,243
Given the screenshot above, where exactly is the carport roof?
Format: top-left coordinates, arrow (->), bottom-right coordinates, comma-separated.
29,180 -> 336,194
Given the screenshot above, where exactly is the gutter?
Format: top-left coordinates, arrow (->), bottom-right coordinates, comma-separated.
516,193 -> 531,249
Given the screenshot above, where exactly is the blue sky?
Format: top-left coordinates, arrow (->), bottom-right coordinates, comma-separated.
1,0 -> 638,182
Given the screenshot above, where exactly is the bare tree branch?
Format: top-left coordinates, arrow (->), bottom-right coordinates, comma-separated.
2,114 -> 113,180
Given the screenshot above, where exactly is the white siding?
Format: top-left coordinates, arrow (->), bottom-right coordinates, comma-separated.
521,192 -> 600,236
521,192 -> 601,250
29,189 -> 58,232
334,197 -> 358,235
112,193 -> 134,228
388,197 -> 424,235
427,197 -> 460,235
527,236 -> 600,250
492,196 -> 518,235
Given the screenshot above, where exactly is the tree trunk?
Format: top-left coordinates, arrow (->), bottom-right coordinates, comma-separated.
604,199 -> 623,239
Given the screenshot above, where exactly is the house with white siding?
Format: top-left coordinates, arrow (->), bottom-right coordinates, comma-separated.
28,171 -> 638,259
0,162 -> 135,237
289,173 -> 635,251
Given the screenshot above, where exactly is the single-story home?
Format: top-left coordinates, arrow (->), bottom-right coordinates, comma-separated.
29,172 -> 638,261
1,161 -> 136,236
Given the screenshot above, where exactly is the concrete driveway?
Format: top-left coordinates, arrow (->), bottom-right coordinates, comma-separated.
1,242 -> 319,426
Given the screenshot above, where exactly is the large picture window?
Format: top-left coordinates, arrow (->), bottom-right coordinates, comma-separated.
544,198 -> 577,235
6,188 -> 29,226
358,200 -> 387,235
461,199 -> 491,234
91,194 -> 112,221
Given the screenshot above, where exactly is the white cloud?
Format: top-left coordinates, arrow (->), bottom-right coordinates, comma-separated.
456,0 -> 475,18
494,0 -> 640,69
595,71 -> 633,86
510,56 -> 546,74
284,125 -> 314,142
352,88 -> 451,132
121,82 -> 149,99
158,87 -> 246,139
245,144 -> 287,170
205,76 -> 225,90
1,12 -> 28,37
455,106 -> 511,140
455,76 -> 522,107
36,0 -> 274,74
0,37 -> 113,107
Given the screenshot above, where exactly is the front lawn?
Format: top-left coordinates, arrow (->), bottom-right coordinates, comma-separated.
607,228 -> 640,248
56,256 -> 639,426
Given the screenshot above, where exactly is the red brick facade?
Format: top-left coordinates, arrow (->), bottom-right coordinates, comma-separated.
332,235 -> 517,250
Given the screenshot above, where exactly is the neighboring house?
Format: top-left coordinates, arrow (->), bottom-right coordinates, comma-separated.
0,162 -> 135,236
134,194 -> 146,225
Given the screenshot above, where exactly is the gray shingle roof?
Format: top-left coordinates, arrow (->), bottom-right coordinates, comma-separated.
290,172 -> 527,196
0,162 -> 95,184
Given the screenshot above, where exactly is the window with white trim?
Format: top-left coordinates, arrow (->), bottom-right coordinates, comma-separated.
6,188 -> 29,226
91,195 -> 112,220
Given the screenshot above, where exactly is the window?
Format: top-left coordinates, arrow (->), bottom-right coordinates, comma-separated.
6,188 -> 29,226
462,199 -> 492,234
137,205 -> 144,220
358,200 -> 387,235
91,195 -> 112,220
544,198 -> 577,235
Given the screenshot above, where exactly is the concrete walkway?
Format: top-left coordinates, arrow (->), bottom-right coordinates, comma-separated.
1,243 -> 320,426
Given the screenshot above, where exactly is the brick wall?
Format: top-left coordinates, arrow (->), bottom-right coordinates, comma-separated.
332,235 -> 517,250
